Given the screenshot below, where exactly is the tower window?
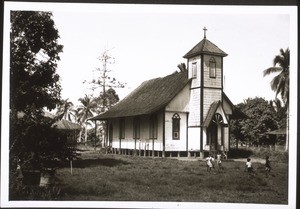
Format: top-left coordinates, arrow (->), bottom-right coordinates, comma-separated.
172,113 -> 181,140
192,62 -> 197,78
209,57 -> 216,78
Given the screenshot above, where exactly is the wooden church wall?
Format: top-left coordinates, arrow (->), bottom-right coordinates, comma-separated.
109,113 -> 164,151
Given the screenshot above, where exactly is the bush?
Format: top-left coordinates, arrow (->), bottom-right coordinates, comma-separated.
228,147 -> 288,163
228,148 -> 253,158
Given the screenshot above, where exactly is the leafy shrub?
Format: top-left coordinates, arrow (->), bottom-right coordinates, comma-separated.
228,148 -> 253,158
228,148 -> 288,163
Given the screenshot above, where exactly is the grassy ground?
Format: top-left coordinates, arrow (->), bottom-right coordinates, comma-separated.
54,151 -> 288,204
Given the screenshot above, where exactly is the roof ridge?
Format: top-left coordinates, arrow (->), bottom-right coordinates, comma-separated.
90,71 -> 189,120
183,38 -> 227,58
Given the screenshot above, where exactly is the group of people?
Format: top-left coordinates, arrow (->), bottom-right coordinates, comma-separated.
205,151 -> 226,173
205,151 -> 272,178
246,155 -> 271,178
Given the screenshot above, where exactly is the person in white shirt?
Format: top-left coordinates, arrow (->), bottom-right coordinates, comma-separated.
246,157 -> 253,178
216,152 -> 223,172
206,153 -> 215,173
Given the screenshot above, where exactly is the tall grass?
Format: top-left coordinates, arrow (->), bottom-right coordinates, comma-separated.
51,151 -> 288,204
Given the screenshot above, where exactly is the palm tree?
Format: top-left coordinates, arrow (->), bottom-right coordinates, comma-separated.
56,98 -> 75,121
177,63 -> 187,72
77,95 -> 97,143
263,48 -> 289,106
263,48 -> 289,151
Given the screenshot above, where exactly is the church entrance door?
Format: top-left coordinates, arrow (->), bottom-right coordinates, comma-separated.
208,113 -> 224,151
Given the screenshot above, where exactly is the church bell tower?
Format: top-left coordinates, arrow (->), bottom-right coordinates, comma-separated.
183,27 -> 228,157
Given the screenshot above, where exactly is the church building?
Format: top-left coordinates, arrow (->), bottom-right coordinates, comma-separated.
90,28 -> 246,158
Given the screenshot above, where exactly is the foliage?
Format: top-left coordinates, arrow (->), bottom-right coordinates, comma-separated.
10,114 -> 78,171
9,169 -> 62,200
76,95 -> 98,142
177,62 -> 187,72
10,11 -> 63,113
9,11 -> 78,173
263,48 -> 289,107
89,49 -> 126,93
56,98 -> 75,121
83,49 -> 123,114
79,51 -> 122,144
228,148 -> 287,163
230,97 -> 278,146
270,98 -> 287,129
94,88 -> 120,113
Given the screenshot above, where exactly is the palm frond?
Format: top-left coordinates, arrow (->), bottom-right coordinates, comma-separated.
263,67 -> 282,77
270,74 -> 281,92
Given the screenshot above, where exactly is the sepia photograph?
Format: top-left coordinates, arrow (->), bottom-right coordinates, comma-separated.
1,1 -> 298,209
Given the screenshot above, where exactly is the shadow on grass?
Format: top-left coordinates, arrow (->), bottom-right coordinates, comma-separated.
61,158 -> 130,168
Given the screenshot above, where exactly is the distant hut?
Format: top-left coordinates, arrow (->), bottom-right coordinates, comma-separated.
266,127 -> 287,150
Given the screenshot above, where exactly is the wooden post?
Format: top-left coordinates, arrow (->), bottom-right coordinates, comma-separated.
70,159 -> 73,176
177,151 -> 180,158
139,140 -> 141,156
152,138 -> 155,158
134,138 -> 137,156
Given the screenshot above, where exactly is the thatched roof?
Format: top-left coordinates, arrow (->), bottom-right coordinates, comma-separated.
43,112 -> 81,130
90,71 -> 190,120
183,38 -> 228,58
52,118 -> 81,130
17,111 -> 81,130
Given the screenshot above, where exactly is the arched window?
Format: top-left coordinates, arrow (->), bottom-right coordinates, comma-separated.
172,113 -> 181,140
192,62 -> 197,78
209,57 -> 216,78
212,113 -> 223,125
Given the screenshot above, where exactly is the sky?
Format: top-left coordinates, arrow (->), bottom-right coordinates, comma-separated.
49,5 -> 294,106
4,3 -> 296,106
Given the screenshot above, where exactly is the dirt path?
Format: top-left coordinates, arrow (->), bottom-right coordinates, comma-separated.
231,158 -> 265,164
177,157 -> 266,164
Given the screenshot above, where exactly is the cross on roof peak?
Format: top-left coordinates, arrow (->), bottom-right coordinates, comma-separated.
203,27 -> 207,39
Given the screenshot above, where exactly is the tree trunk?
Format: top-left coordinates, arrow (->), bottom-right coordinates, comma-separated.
285,107 -> 289,151
78,126 -> 83,142
235,138 -> 239,149
84,124 -> 88,143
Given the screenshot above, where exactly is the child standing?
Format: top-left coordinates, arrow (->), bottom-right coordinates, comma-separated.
246,158 -> 253,178
265,155 -> 271,177
206,153 -> 215,173
216,152 -> 223,172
